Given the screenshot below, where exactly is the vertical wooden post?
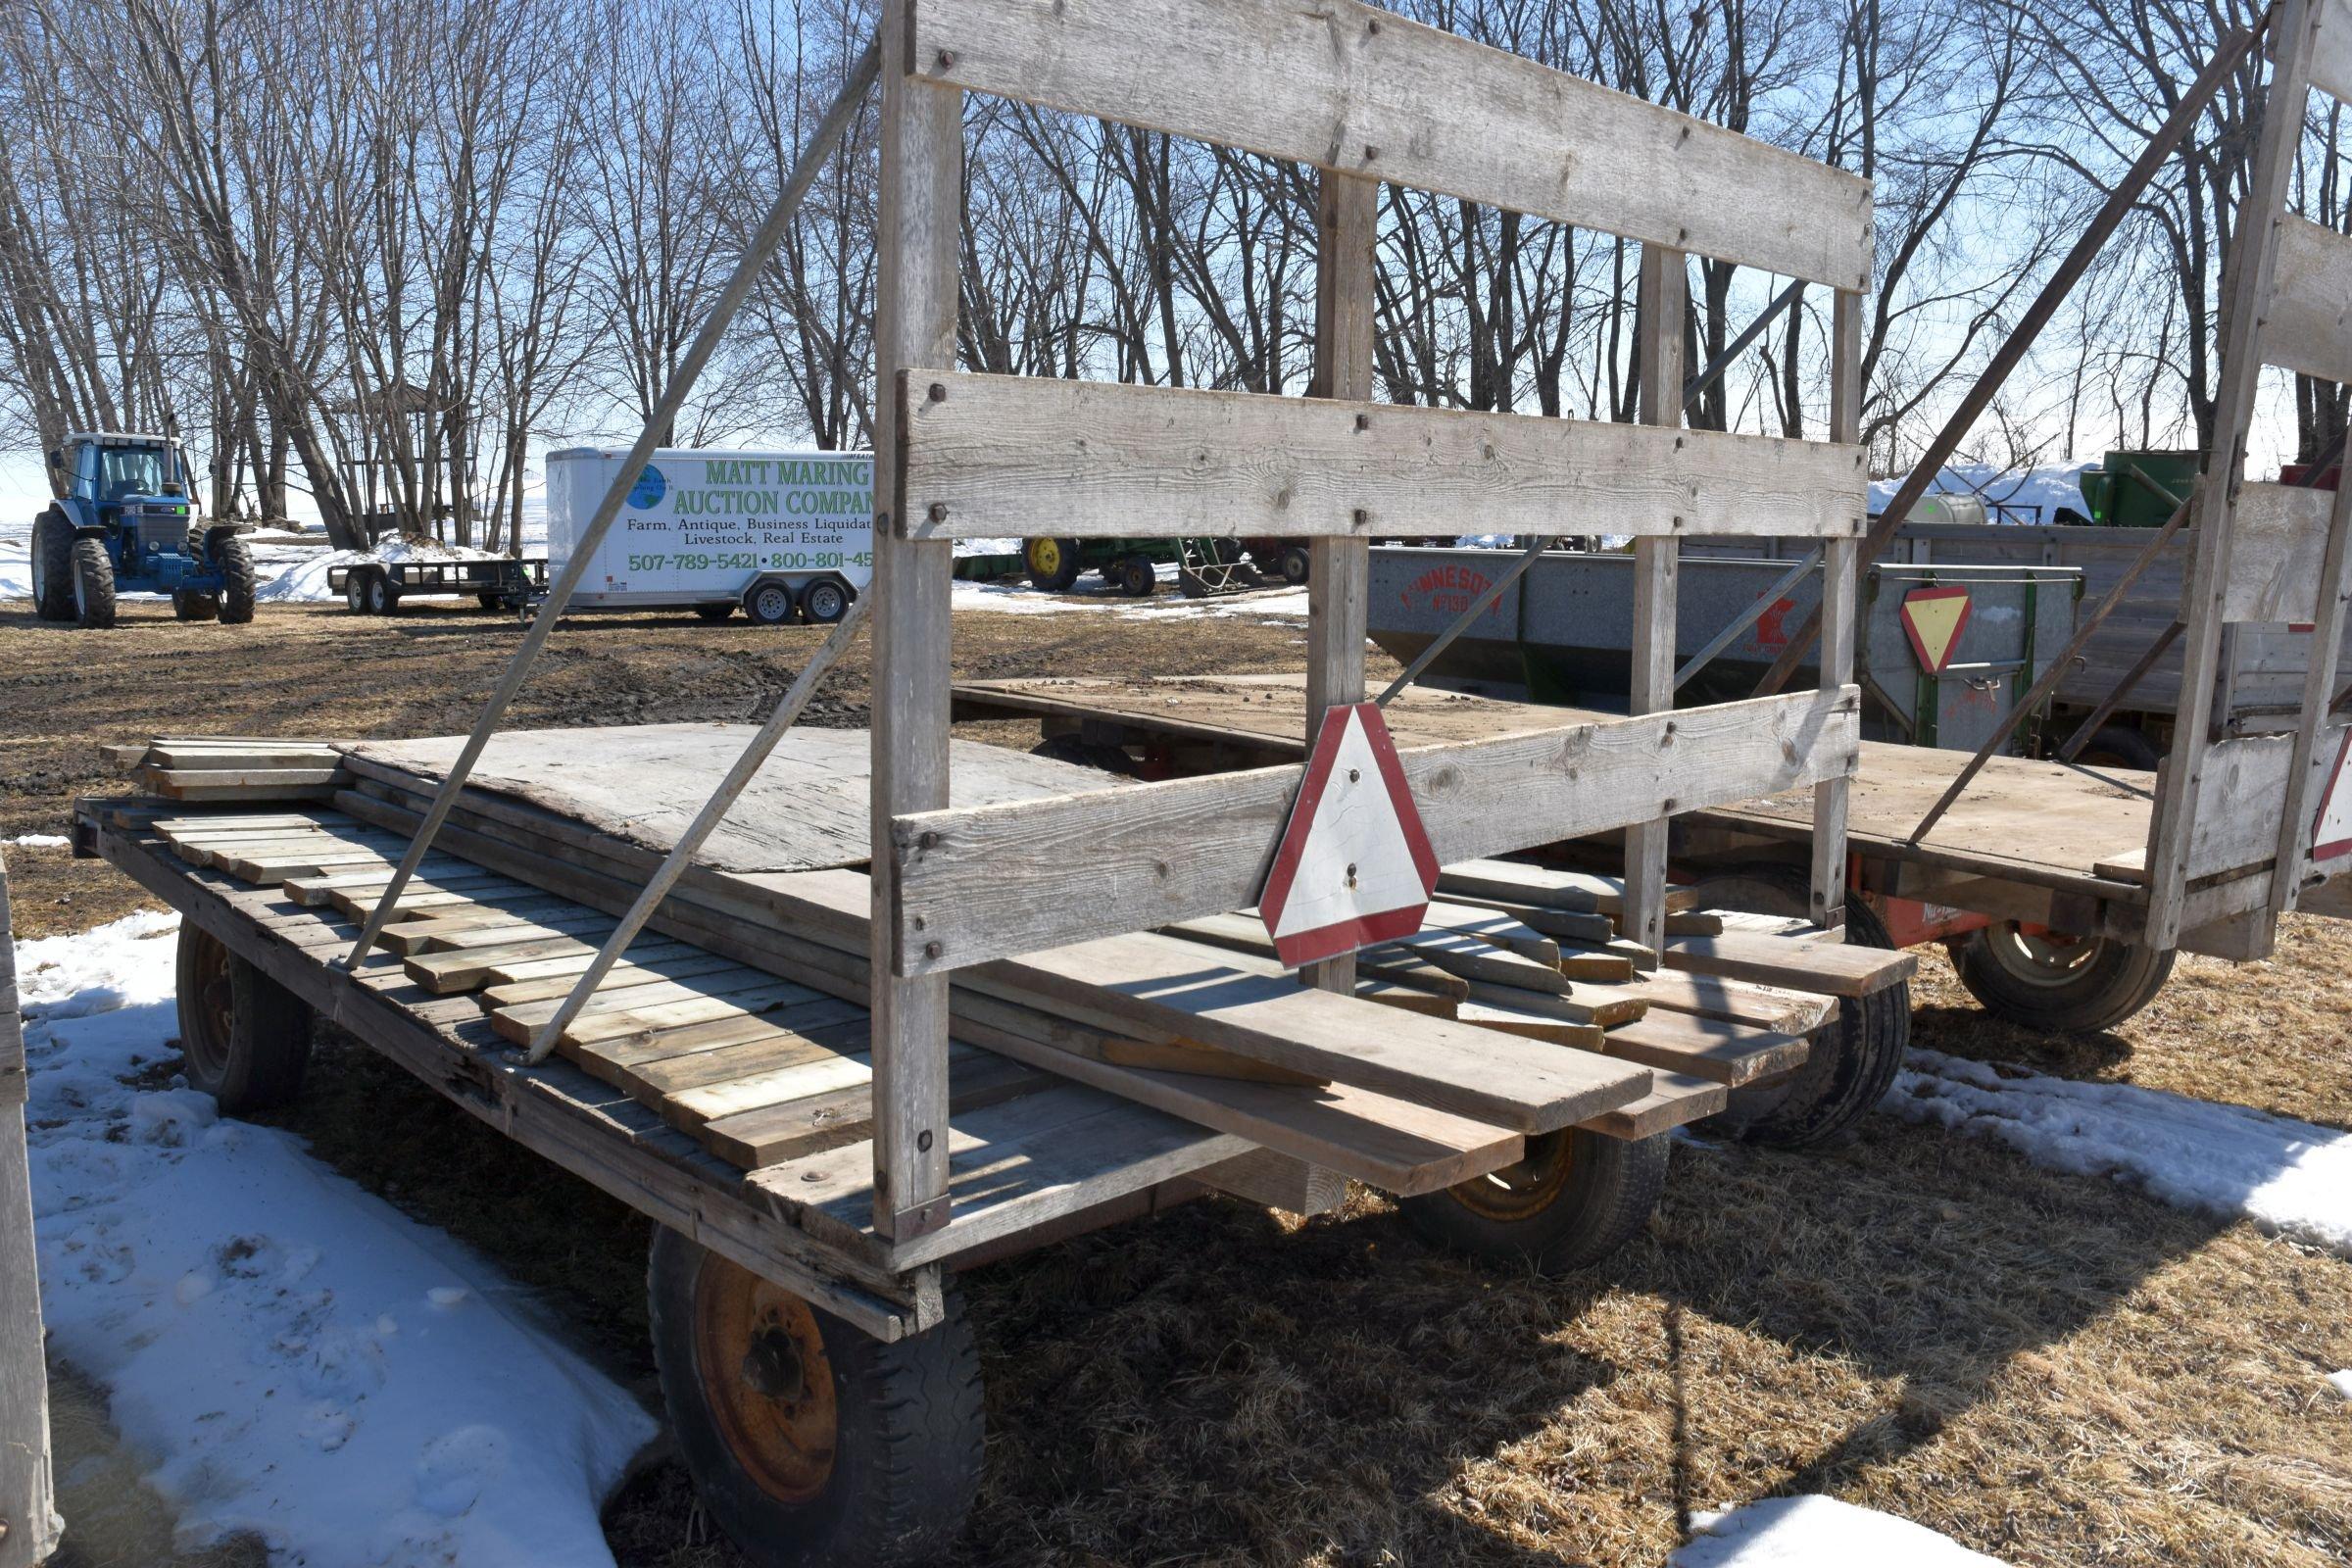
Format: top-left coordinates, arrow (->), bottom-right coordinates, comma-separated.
1301,171 -> 1377,995
0,856 -> 61,1568
1623,245 -> 1687,963
868,0 -> 959,1243
1812,289 -> 1864,928
2144,0 -> 2320,947
2270,485 -> 2352,915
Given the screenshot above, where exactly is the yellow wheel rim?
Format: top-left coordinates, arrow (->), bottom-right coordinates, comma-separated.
1027,538 -> 1062,576
1447,1131 -> 1575,1222
693,1252 -> 839,1504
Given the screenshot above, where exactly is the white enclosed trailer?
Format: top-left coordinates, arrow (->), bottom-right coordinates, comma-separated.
545,447 -> 873,623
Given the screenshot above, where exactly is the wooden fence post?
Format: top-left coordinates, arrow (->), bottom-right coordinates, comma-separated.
0,854 -> 60,1568
868,0 -> 960,1243
1623,246 -> 1687,961
1300,171 -> 1378,996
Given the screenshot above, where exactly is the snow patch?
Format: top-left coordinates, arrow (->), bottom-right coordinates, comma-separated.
1884,1048 -> 2352,1256
2328,1371 -> 2352,1403
1675,1495 -> 2007,1566
9,833 -> 70,848
1869,460 -> 2097,526
18,911 -> 656,1565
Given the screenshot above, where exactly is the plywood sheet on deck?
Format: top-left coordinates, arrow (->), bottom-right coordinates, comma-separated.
341,722 -> 1112,874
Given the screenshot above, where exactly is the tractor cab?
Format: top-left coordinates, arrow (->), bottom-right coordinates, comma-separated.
28,431 -> 257,629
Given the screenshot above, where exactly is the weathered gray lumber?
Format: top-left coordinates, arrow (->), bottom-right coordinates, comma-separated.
893,690 -> 1859,974
342,32 -> 882,974
2264,215 -> 2352,387
867,0 -> 960,1242
2145,0 -> 2326,947
910,0 -> 1872,287
1810,289 -> 1866,928
1301,169 -> 1377,1001
0,853 -> 61,1568
527,597 -> 869,1062
1623,245 -> 1686,964
2315,0 -> 2352,101
2270,484 -> 2352,914
2222,482 -> 2338,624
895,372 -> 1868,544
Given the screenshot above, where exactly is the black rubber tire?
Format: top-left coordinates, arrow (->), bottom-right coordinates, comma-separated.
746,579 -> 800,626
1399,1128 -> 1668,1273
31,510 -> 76,619
695,603 -> 736,623
215,534 -> 257,623
71,536 -> 117,629
345,571 -> 371,613
2072,723 -> 2164,770
172,589 -> 218,621
479,591 -> 509,613
1111,557 -> 1154,598
648,1228 -> 983,1568
802,577 -> 851,623
1953,923 -> 2175,1035
1274,544 -> 1310,585
173,925 -> 313,1113
364,571 -> 399,615
1689,864 -> 1911,1149
1023,536 -> 1082,593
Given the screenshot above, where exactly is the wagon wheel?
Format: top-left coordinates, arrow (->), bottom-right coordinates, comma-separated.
1397,1127 -> 1667,1273
172,925 -> 314,1112
1685,862 -> 1909,1148
1952,921 -> 2174,1035
647,1229 -> 984,1568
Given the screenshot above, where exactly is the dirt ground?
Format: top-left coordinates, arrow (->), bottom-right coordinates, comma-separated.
4,595 -> 2349,1567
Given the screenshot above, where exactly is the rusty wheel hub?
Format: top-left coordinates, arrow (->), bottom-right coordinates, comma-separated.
1448,1130 -> 1575,1222
694,1252 -> 839,1503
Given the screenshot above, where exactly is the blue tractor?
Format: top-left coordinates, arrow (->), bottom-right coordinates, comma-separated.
27,431 -> 257,629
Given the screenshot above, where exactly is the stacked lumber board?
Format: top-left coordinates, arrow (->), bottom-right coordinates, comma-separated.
101,736 -> 348,803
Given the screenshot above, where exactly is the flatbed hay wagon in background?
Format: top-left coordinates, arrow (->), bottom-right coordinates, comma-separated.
56,2 -> 1925,1562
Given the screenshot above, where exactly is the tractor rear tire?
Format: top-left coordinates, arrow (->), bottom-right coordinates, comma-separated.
216,535 -> 257,623
1024,536 -> 1083,593
71,536 -> 116,629
1687,863 -> 1910,1149
1952,923 -> 2174,1035
1398,1128 -> 1668,1274
648,1228 -> 984,1568
173,925 -> 314,1113
31,511 -> 76,620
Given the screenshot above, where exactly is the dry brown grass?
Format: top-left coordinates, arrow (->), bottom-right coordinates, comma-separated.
5,597 -> 2349,1565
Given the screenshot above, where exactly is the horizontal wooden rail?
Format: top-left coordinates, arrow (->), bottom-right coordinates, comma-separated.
910,0 -> 1872,288
2225,481 -> 2334,623
896,371 -> 1866,543
2265,216 -> 2352,386
2313,0 -> 2352,102
888,689 -> 1860,975
2184,725 -> 2348,878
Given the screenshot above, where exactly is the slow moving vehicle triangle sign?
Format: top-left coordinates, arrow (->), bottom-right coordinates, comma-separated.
1899,585 -> 1973,673
1259,703 -> 1440,968
2312,727 -> 2352,863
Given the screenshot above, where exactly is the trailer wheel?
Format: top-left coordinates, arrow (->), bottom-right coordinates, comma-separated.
215,534 -> 257,623
746,578 -> 800,626
2072,724 -> 2163,770
1104,556 -> 1152,598
71,536 -> 117,629
173,925 -> 313,1113
802,577 -> 852,623
1273,545 -> 1310,585
1687,863 -> 1910,1149
1398,1128 -> 1667,1273
478,591 -> 509,612
1023,536 -> 1082,593
365,571 -> 401,615
1952,922 -> 2174,1035
31,510 -> 76,619
648,1229 -> 983,1568
695,603 -> 736,623
344,571 -> 370,612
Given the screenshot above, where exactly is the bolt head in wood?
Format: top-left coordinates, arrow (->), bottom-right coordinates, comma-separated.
928,502 -> 949,523
928,381 -> 947,402
924,940 -> 943,959
917,1129 -> 934,1152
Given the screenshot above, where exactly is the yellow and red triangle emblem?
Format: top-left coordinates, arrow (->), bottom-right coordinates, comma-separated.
1899,586 -> 1972,673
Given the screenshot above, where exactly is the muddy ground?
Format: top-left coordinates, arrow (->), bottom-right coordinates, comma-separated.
4,595 -> 2349,1567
